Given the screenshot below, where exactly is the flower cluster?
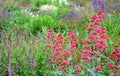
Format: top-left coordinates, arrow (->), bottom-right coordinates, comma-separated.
46,29 -> 82,72
92,0 -> 105,12
46,11 -> 120,75
67,30 -> 77,51
81,48 -> 93,62
46,30 -> 71,71
94,64 -> 103,71
81,11 -> 107,62
110,45 -> 120,64
107,62 -> 120,71
46,29 -> 55,47
107,45 -> 120,71
86,11 -> 107,53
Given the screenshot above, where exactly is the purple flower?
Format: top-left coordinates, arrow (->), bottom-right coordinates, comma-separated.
105,2 -> 120,13
113,3 -> 120,10
4,71 -> 7,76
8,47 -> 11,76
0,7 -> 10,17
14,57 -> 19,74
66,12 -> 79,19
92,0 -> 105,12
24,53 -> 27,63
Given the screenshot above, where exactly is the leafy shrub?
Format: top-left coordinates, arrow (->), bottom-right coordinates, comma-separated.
30,15 -> 56,34
11,11 -> 31,33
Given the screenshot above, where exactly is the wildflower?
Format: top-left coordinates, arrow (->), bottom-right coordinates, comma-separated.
62,59 -> 69,66
82,54 -> 90,62
63,50 -> 71,57
75,51 -> 80,55
107,62 -> 113,69
109,73 -> 119,76
109,45 -> 120,65
92,0 -> 105,12
66,12 -> 79,19
117,59 -> 120,64
74,65 -> 82,72
8,47 -> 12,76
40,5 -> 57,12
52,50 -> 59,58
48,60 -> 53,63
75,74 -> 79,76
57,66 -> 64,71
55,61 -> 60,65
46,29 -> 55,47
67,30 -> 77,50
115,37 -> 120,44
3,33 -> 8,39
83,40 -> 90,45
94,64 -> 103,71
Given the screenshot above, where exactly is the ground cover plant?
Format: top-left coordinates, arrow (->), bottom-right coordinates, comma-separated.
0,0 -> 120,76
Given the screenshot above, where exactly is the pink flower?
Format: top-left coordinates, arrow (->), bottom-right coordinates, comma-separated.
52,44 -> 59,49
62,59 -> 69,66
82,54 -> 90,62
81,49 -> 92,54
47,29 -> 55,38
46,29 -> 55,47
88,34 -> 94,39
75,74 -> 79,76
67,30 -> 77,50
83,40 -> 89,44
86,27 -> 92,30
110,73 -> 119,76
46,43 -> 51,47
52,50 -> 59,58
117,59 -> 120,64
113,74 -> 119,76
57,66 -> 64,71
94,64 -> 103,71
72,34 -> 77,40
49,60 -> 53,63
58,33 -> 63,38
63,50 -> 71,57
70,41 -> 76,49
107,62 -> 114,69
74,65 -> 82,72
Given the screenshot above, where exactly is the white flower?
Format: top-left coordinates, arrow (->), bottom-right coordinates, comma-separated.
40,5 -> 57,12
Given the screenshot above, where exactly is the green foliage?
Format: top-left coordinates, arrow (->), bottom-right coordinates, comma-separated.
36,0 -> 51,5
3,2 -> 20,11
30,15 -> 56,33
102,13 -> 120,37
50,7 -> 69,20
0,16 -> 11,31
12,11 -> 31,33
36,52 -> 46,75
102,13 -> 120,51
